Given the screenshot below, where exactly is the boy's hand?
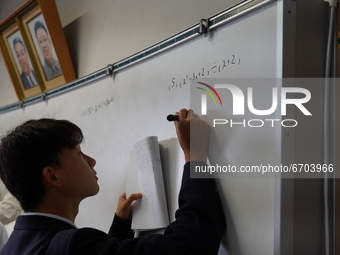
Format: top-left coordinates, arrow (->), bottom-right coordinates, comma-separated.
175,108 -> 209,163
116,192 -> 142,221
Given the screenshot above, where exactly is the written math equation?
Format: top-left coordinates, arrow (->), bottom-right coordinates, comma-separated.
81,97 -> 114,118
169,55 -> 241,90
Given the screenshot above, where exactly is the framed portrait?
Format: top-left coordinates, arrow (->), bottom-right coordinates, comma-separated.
27,12 -> 62,82
0,0 -> 75,100
0,21 -> 42,99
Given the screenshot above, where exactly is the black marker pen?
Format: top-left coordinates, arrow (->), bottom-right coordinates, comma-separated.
167,114 -> 179,122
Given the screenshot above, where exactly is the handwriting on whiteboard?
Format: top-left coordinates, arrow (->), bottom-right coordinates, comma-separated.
45,111 -> 59,119
81,97 -> 114,118
169,55 -> 241,90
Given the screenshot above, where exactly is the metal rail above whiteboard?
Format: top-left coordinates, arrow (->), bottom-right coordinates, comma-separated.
0,0 -> 275,114
112,0 -> 275,72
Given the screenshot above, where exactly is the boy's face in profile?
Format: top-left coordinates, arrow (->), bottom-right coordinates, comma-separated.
54,144 -> 99,200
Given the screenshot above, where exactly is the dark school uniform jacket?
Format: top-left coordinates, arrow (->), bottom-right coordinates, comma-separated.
0,161 -> 226,255
20,70 -> 37,90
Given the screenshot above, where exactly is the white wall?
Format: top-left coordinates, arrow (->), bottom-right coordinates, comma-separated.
0,53 -> 17,106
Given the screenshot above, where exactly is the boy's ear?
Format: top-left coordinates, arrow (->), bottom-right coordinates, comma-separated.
42,166 -> 62,188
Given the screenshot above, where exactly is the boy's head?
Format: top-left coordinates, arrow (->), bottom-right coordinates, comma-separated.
0,119 -> 83,212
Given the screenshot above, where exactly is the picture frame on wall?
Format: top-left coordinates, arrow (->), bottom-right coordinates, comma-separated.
27,12 -> 63,82
0,21 -> 42,99
9,31 -> 39,90
0,0 -> 75,101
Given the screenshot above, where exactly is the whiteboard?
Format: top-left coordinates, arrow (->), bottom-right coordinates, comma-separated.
0,3 -> 281,255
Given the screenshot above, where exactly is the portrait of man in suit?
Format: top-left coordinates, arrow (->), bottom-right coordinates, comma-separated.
13,38 -> 38,90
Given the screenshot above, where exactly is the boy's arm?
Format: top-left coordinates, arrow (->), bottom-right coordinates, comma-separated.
114,159 -> 225,255
108,214 -> 133,241
112,109 -> 226,254
174,108 -> 209,163
109,192 -> 142,241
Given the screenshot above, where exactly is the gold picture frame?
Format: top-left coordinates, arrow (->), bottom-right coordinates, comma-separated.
0,0 -> 75,100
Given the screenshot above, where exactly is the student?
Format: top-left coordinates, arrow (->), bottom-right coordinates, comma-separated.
0,108 -> 226,254
0,181 -> 22,252
0,182 -> 22,225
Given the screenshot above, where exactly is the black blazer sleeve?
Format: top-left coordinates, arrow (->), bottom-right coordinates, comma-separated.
109,214 -> 134,241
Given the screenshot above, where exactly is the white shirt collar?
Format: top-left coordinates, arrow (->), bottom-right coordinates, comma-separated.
24,212 -> 77,228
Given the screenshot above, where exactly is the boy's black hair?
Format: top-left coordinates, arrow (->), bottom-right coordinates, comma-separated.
0,119 -> 83,212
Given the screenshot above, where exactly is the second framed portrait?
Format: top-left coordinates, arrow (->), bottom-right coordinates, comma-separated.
27,13 -> 62,82
20,2 -> 71,91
